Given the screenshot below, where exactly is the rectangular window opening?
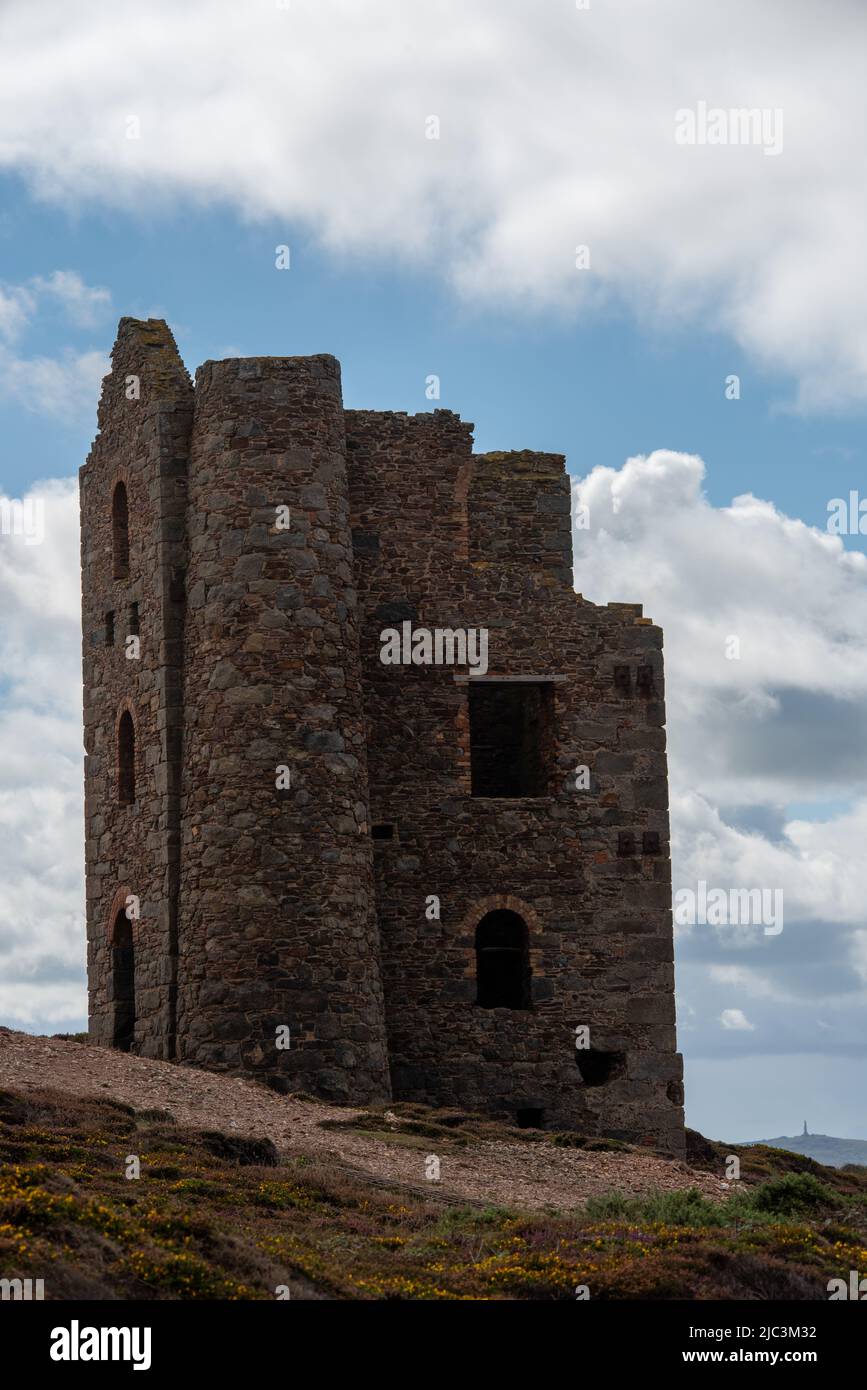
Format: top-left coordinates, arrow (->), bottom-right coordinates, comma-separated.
516,1107 -> 545,1129
577,1050 -> 626,1087
636,664 -> 655,695
469,681 -> 554,798
372,823 -> 396,841
105,611 -> 115,646
613,664 -> 632,694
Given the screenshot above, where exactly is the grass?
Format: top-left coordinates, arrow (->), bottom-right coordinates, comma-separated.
584,1172 -> 843,1227
1,1088 -> 866,1300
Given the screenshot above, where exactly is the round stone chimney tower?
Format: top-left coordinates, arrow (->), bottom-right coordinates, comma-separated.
175,354 -> 390,1103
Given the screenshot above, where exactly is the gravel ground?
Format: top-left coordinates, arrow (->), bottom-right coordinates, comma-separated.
0,1028 -> 729,1210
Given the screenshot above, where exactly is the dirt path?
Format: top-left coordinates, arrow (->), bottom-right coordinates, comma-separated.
0,1028 -> 727,1210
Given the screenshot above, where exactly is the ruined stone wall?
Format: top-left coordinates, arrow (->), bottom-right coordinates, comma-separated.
82,322 -> 682,1150
468,448 -> 573,583
346,415 -> 684,1153
80,319 -> 192,1058
175,357 -> 390,1103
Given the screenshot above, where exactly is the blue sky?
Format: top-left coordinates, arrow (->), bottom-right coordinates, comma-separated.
2,0 -> 867,1145
2,170 -> 864,540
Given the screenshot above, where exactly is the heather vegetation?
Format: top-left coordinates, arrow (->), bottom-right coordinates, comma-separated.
1,1088 -> 865,1301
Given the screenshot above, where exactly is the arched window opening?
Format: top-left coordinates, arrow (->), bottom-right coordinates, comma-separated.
112,912 -> 135,1052
475,909 -> 531,1009
112,481 -> 130,579
118,710 -> 135,805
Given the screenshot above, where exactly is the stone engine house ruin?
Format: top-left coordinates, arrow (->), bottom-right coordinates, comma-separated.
81,318 -> 685,1154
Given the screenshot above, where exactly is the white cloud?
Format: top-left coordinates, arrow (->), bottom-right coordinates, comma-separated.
1,270 -> 111,338
0,344 -> 109,421
574,448 -> 867,1068
0,283 -> 34,340
0,0 -> 864,407
575,445 -> 867,958
720,1008 -> 755,1031
672,791 -> 867,932
0,271 -> 110,419
30,270 -> 111,327
0,478 -> 85,1031
575,452 -> 867,806
709,965 -> 783,1001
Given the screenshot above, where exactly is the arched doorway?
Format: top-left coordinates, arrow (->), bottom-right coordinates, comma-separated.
112,911 -> 135,1052
475,909 -> 531,1009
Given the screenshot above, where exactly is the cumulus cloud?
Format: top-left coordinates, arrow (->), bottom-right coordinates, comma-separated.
29,270 -> 112,328
0,270 -> 111,342
0,0 -> 865,407
574,448 -> 867,1082
709,966 -> 783,1001
0,271 -> 110,419
673,792 -> 867,933
720,1009 -> 755,1031
0,478 -> 85,1031
575,452 -> 867,805
0,283 -> 35,340
0,345 -> 109,421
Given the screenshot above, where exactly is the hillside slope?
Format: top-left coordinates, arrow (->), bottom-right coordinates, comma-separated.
0,1029 -> 722,1209
752,1133 -> 867,1169
3,1029 -> 867,1300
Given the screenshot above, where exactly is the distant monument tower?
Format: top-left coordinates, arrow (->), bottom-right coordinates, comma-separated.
803,1120 -> 808,1136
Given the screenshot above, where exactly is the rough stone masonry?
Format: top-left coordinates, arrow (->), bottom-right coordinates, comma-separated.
80,318 -> 685,1155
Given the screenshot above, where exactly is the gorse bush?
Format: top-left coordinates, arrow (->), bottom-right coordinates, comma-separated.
584,1186 -> 733,1227
748,1171 -> 841,1217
